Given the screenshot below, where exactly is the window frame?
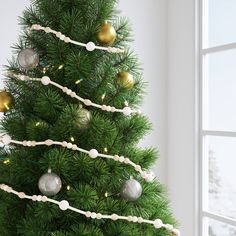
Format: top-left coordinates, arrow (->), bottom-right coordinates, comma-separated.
198,0 -> 236,235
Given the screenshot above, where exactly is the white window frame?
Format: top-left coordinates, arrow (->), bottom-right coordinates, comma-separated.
198,0 -> 236,235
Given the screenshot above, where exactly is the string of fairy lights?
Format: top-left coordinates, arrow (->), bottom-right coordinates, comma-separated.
30,24 -> 125,53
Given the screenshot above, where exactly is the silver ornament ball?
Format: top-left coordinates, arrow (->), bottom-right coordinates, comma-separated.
38,172 -> 62,196
120,178 -> 142,201
17,48 -> 39,69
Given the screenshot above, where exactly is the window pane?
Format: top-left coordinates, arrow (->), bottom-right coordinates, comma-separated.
207,0 -> 236,47
203,218 -> 236,236
206,136 -> 236,219
204,49 -> 236,131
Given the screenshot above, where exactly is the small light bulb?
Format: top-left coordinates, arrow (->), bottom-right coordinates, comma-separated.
70,137 -> 75,142
67,185 -> 71,191
43,68 -> 47,74
105,192 -> 109,198
58,65 -> 64,70
3,160 -> 10,165
101,93 -> 106,100
124,101 -> 129,107
35,122 -> 41,127
104,147 -> 108,153
75,79 -> 81,84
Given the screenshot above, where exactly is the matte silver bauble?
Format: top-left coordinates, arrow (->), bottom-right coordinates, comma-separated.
38,172 -> 62,196
17,48 -> 39,69
120,178 -> 142,201
77,108 -> 91,129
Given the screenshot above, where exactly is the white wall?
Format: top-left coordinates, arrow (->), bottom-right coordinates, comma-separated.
167,0 -> 197,235
0,1 -> 30,74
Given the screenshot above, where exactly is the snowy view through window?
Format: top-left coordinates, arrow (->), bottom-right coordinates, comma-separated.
204,0 -> 236,235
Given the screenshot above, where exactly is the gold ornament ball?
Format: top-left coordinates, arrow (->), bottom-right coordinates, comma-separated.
117,71 -> 134,90
0,91 -> 13,112
97,22 -> 117,45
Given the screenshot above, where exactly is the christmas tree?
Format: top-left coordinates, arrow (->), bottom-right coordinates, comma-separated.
0,0 -> 179,235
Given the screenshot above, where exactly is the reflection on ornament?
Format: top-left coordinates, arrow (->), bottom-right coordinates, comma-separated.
0,91 -> 13,112
97,22 -> 117,45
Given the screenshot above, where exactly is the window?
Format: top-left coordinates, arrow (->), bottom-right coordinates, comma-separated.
199,0 -> 236,235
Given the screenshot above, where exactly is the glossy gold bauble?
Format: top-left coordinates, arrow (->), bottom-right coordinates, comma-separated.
0,91 -> 13,112
97,22 -> 117,45
117,71 -> 134,90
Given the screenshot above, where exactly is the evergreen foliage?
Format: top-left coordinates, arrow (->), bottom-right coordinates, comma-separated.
0,0 -> 177,235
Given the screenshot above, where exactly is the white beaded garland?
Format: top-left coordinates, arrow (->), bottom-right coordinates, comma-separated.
123,107 -> 132,116
145,172 -> 156,183
56,32 -> 62,38
128,216 -> 133,222
138,217 -> 143,223
59,200 -> 69,211
32,195 -> 37,201
41,76 -> 51,85
154,219 -> 163,229
31,24 -> 124,53
10,73 -> 137,116
64,37 -> 71,43
67,143 -> 73,149
1,183 -> 180,233
166,224 -> 174,230
45,27 -> 51,33
111,214 -> 119,221
62,141 -> 67,147
172,229 -> 181,236
60,35 -> 66,41
1,135 -> 11,145
135,165 -> 141,172
89,149 -> 98,159
37,195 -> 42,201
85,211 -> 92,218
42,196 -> 48,202
45,139 -> 53,146
84,99 -> 92,106
0,135 -> 153,182
91,212 -> 97,219
86,42 -> 96,51
18,192 -> 26,199
114,155 -> 119,161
